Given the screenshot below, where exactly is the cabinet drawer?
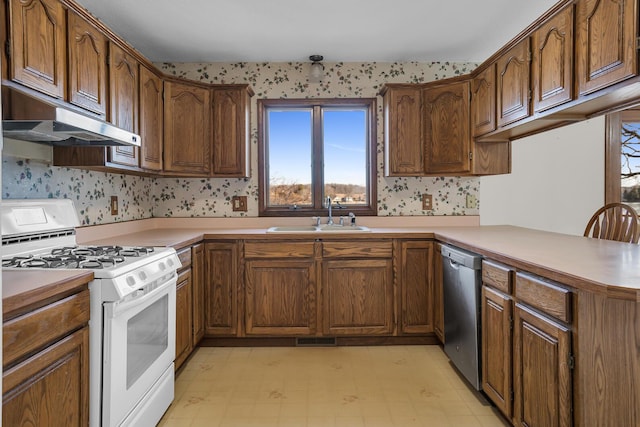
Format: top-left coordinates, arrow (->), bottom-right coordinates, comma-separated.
176,247 -> 192,268
482,260 -> 513,294
3,289 -> 90,368
515,273 -> 571,323
244,241 -> 315,258
322,241 -> 393,258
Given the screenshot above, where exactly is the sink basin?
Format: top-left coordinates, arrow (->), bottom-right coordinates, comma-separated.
318,225 -> 371,232
266,226 -> 320,233
266,225 -> 371,233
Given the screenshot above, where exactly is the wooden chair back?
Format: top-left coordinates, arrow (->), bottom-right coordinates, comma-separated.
583,203 -> 640,243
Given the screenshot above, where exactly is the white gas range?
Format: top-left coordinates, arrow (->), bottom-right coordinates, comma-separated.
1,199 -> 181,427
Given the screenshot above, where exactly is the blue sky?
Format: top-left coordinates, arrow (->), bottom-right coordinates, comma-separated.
268,108 -> 367,186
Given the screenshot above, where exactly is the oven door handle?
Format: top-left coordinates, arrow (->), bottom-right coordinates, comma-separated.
105,276 -> 177,318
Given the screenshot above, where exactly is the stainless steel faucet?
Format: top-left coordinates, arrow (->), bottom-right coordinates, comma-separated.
326,196 -> 334,225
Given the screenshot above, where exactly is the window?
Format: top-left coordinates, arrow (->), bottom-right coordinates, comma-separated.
605,109 -> 640,214
258,98 -> 377,216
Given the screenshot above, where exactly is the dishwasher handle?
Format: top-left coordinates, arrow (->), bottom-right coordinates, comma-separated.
441,244 -> 482,270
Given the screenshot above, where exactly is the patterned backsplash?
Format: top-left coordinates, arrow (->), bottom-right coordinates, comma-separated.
3,61 -> 480,225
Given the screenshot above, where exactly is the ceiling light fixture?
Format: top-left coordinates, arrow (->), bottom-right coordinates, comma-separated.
308,55 -> 324,83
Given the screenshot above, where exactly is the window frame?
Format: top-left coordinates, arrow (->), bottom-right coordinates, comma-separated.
257,98 -> 377,217
605,109 -> 640,204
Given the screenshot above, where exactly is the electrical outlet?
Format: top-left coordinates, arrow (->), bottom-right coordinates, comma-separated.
110,196 -> 118,215
466,194 -> 477,209
231,196 -> 248,212
422,194 -> 433,210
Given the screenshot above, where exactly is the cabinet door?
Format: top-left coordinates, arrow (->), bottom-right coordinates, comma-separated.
9,0 -> 66,98
497,38 -> 531,127
323,259 -> 394,335
576,0 -> 638,95
204,242 -> 238,336
513,303 -> 572,427
433,242 -> 444,342
108,43 -> 139,167
67,11 -> 108,116
383,86 -> 425,176
212,87 -> 251,177
532,4 -> 574,112
164,80 -> 211,174
139,65 -> 163,171
481,286 -> 513,419
3,327 -> 89,427
399,240 -> 434,334
245,259 -> 316,335
423,81 -> 471,174
191,243 -> 205,346
175,269 -> 193,371
471,64 -> 497,137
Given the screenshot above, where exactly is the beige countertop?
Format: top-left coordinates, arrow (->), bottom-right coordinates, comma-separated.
77,219 -> 640,301
3,270 -> 94,319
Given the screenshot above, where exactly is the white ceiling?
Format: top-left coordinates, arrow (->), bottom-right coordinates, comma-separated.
75,0 -> 559,63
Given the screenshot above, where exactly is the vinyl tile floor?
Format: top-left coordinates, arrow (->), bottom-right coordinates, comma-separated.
158,345 -> 510,427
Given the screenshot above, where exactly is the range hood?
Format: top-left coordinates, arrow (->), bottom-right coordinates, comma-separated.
1,85 -> 140,147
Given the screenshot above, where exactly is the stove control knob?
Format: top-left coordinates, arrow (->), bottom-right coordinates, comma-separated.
138,271 -> 147,281
126,276 -> 136,287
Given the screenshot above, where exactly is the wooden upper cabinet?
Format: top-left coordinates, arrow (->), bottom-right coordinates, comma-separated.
139,65 -> 163,171
164,80 -> 211,175
576,0 -> 638,95
211,86 -> 252,177
108,43 -> 139,167
9,0 -> 66,98
471,64 -> 497,137
383,85 -> 424,176
67,11 -> 108,116
497,38 -> 531,127
532,4 -> 574,113
423,80 -> 471,174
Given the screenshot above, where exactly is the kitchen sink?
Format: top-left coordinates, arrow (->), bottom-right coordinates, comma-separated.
318,224 -> 371,232
266,225 -> 371,233
266,226 -> 320,233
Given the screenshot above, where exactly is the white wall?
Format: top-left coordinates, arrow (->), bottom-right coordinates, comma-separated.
480,116 -> 605,236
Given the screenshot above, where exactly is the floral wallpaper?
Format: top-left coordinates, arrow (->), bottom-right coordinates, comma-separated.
2,61 -> 480,225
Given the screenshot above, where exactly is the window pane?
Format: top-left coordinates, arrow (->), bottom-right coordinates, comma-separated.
620,121 -> 640,213
267,109 -> 313,206
323,109 -> 368,205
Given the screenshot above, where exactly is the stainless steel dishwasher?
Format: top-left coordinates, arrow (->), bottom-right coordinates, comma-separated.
441,244 -> 483,390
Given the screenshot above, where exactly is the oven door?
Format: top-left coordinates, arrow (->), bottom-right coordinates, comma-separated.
102,276 -> 177,427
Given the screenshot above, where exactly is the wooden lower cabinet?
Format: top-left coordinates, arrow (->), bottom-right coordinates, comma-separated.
175,268 -> 193,370
399,240 -> 434,334
513,303 -> 572,427
3,327 -> 90,427
3,283 -> 90,427
191,243 -> 205,346
482,260 -> 573,427
245,259 -> 317,335
322,258 -> 393,336
204,241 -> 239,336
481,285 -> 513,419
433,242 -> 444,342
